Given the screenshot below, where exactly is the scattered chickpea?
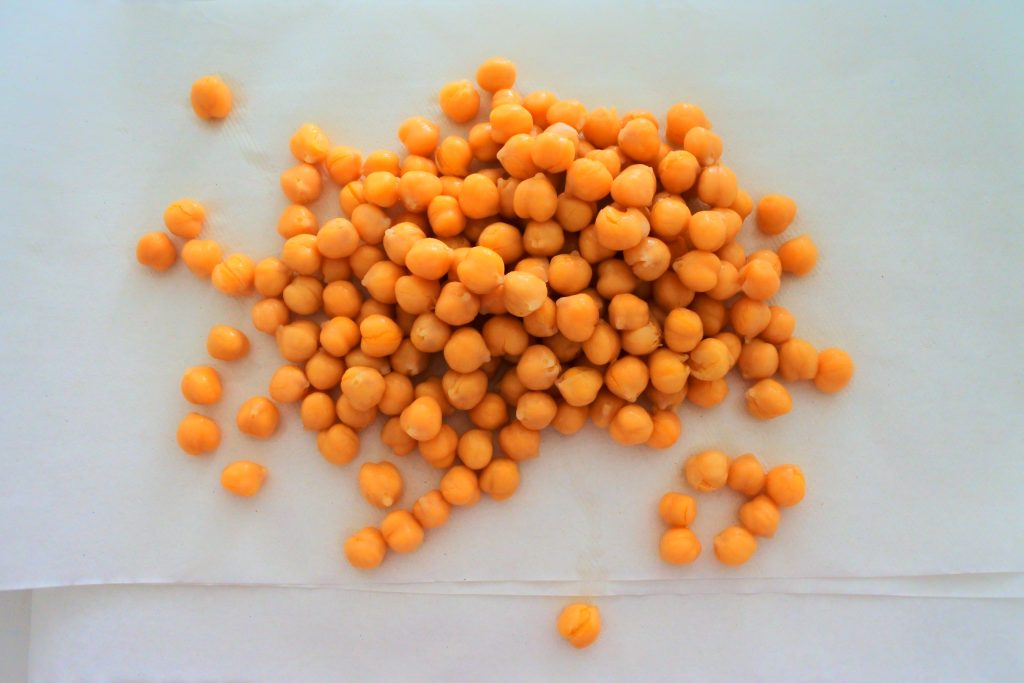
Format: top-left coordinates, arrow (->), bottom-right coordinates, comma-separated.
181,239 -> 222,278
739,495 -> 780,538
756,194 -> 797,235
658,492 -> 697,527
440,465 -> 481,506
497,420 -> 541,460
317,423 -> 360,465
181,366 -> 222,405
176,412 -> 220,456
300,391 -> 336,431
344,527 -> 387,570
190,75 -> 232,119
163,198 -> 205,238
439,80 -> 481,122
358,461 -> 403,508
609,404 -> 654,445
728,454 -> 766,497
479,458 -> 520,500
136,232 -> 176,272
236,396 -> 280,439
380,510 -> 424,553
557,603 -> 601,649
814,348 -> 854,393
646,409 -> 682,449
738,339 -> 779,380
660,527 -> 702,565
745,378 -> 793,420
684,450 -> 730,492
220,461 -> 267,497
280,163 -> 322,204
714,526 -> 758,566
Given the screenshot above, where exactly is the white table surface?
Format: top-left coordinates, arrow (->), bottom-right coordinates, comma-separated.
0,0 -> 1022,680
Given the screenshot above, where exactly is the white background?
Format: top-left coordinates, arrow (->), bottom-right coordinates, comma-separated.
0,0 -> 1022,680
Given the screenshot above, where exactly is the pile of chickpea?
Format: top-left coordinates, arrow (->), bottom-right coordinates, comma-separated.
136,59 -> 855,649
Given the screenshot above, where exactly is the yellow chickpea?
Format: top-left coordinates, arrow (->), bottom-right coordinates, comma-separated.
377,373 -> 414,417
409,490 -> 450,531
623,237 -> 671,282
553,294 -> 598,343
745,379 -> 793,420
176,412 -> 221,456
390,339 -> 428,376
442,327 -> 490,374
317,423 -> 360,465
280,163 -> 322,205
236,396 -> 279,439
652,273 -> 694,312
673,250 -> 720,293
739,495 -> 780,538
401,237 -> 451,281
335,393 -> 379,430
554,195 -> 595,235
546,99 -> 587,130
396,116 -> 439,156
488,103 -> 532,144
282,275 -> 324,315
646,349 -> 688,395
435,282 -> 481,326
760,306 -> 796,346
314,218 -> 358,260
620,320 -> 661,356
398,170 -> 442,213
514,345 -> 559,390
357,315 -> 401,358
765,464 -> 806,507
684,450 -> 730,492
775,338 -> 817,382
497,270 -> 544,317
692,295 -> 727,336
322,145 -> 361,186
530,130 -> 576,173
523,90 -> 557,127
608,404 -> 654,445
660,527 -> 702,565
557,603 -> 601,649
452,246 -> 503,295
466,123 -> 500,163
655,152 -> 698,197
380,510 -> 424,553
470,393 -> 509,430
647,196 -> 689,242
276,321 -> 320,362
756,194 -> 797,236
714,526 -> 757,566
439,79 -> 481,123
547,253 -> 591,296
136,232 -> 177,272
428,195 -> 467,237
475,56 -> 516,92
358,461 -> 403,508
660,308 -> 701,354
514,391 -> 557,430
440,465 -> 481,506
252,257 -> 290,298
738,340 -> 779,380
705,261 -> 742,301
362,171 -> 399,208
610,164 -> 656,208
696,164 -> 738,208
548,401 -> 585,435
338,181 -> 366,218
400,396 -> 443,441
190,75 -> 232,119
509,173 -> 555,222
268,365 -> 310,404
288,123 -> 329,164
739,259 -> 781,301
520,297 -> 555,338
522,220 -> 565,257
402,154 -> 438,177
647,409 -> 682,449
407,313 -> 450,354
180,239 -> 221,278
564,157 -> 612,203
728,453 -> 766,497
686,338 -> 730,381
683,126 -> 722,166
394,275 -> 440,315
587,389 -> 624,429
316,318 -> 358,359
554,366 -> 603,407
336,367 -> 383,411
432,136 -> 471,178
730,296 -> 771,339
251,298 -> 290,336
715,241 -> 746,272
581,106 -> 620,148
161,198 -> 205,239
181,366 -> 221,405
594,205 -> 650,252
658,492 -> 697,527
479,458 -> 520,501
617,117 -> 659,162
344,527 -> 387,570
454,429 -> 493,470
497,420 -> 541,461
604,356 -> 649,402
358,260 -> 402,305
494,134 -> 536,180
605,293 -> 647,331
814,347 -> 855,393
203,325 -> 249,363
220,461 -> 266,497
441,369 -> 488,411
665,102 -> 709,145
688,211 -> 727,252
381,416 -> 417,456
279,234 -> 321,277
301,392 -> 336,431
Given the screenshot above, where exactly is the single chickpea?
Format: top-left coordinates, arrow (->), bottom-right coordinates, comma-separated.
683,126 -> 723,166
181,239 -> 222,278
499,370 -> 529,406
314,218 -> 358,261
594,205 -> 650,251
814,347 -> 854,393
280,234 -> 322,276
658,492 -> 697,527
756,194 -> 797,235
620,320 -> 661,356
730,296 -> 772,338
623,237 -> 671,281
468,122 -> 501,162
689,211 -> 728,252
316,423 -> 360,466
440,465 -> 481,506
269,365 -> 310,404
456,429 -> 494,470
344,527 -> 387,570
748,249 -> 783,276
697,164 -> 739,208
555,294 -> 600,343
657,151 -> 700,195
443,327 -> 491,374
476,221 -> 523,263
739,259 -> 781,301
479,458 -> 520,501
181,366 -> 221,405
442,370 -> 488,411
726,453 -> 766,497
653,272 -> 695,311
555,194 -> 595,234
557,603 -> 601,649
408,491 -> 449,532
546,99 -> 587,130
531,130 -> 576,173
438,79 -> 481,122
323,145 -> 361,186
494,134 -> 536,180
555,367 -> 603,407
338,366 -> 385,411
691,295 -> 727,336
588,389 -> 625,429
739,495 -> 780,538
136,232 -> 176,272
511,173 -> 557,222
617,118 -> 659,162
433,135 -> 472,177
778,337 -> 819,382
402,154 -> 438,176
610,164 -> 656,208
727,188 -> 753,221
420,423 -> 457,469
235,396 -> 279,439
489,103 -> 533,144
608,404 -> 654,445
596,260 -> 638,299
163,198 -> 205,239
190,75 -> 232,119
516,345 -> 561,390
435,282 -> 481,326
648,349 -> 689,394
476,57 -> 516,92
761,306 -> 796,345
716,241 -> 746,270
764,464 -> 806,507
647,409 -> 682,449
280,163 -> 322,204
220,461 -> 266,497
738,340 -> 779,380
253,257 -> 291,298
397,116 -> 439,157
390,339 -> 428,376
400,396 -> 442,441
665,102 -> 709,145
673,250 -> 720,292
394,275 -> 440,315
604,356 -> 649,402
586,147 -> 622,177
647,385 -> 687,411
358,461 -> 403,508
662,308 -> 703,353
381,416 -> 417,456
360,260 -> 403,305
406,313 -> 450,354
660,527 -> 702,565
577,225 -> 615,264
335,393 -> 379,430
339,180 -> 366,217
276,321 -> 320,362
745,379 -> 793,420
398,170 -> 443,213
548,253 -> 591,295
346,348 -> 390,375
359,315 -> 402,357
282,275 -> 324,315
516,391 -> 558,430
704,261 -> 741,302
289,123 -> 330,164
549,401 -> 587,435
544,332 -> 583,363
363,171 -> 400,208
607,293 -> 649,331
401,237 -> 451,281
349,245 -> 386,281
497,420 -> 541,461
383,224 -> 428,265
380,510 -> 424,553
319,316 -> 360,357
500,271 -> 545,318
522,220 -> 565,257
581,106 -> 621,148
428,195 -> 467,237
378,372 -> 414,416
714,526 -> 758,566
523,90 -> 557,127
205,325 -> 249,362
176,412 -> 220,456
684,450 -> 730,492
522,297 -> 557,338
470,393 -> 508,431
300,392 -> 336,431
688,338 -> 731,381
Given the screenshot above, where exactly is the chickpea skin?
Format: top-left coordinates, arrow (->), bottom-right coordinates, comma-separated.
714,526 -> 758,566
236,396 -> 280,439
176,412 -> 220,456
220,461 -> 267,497
344,527 -> 387,570
684,450 -> 730,492
660,527 -> 702,565
557,603 -> 601,649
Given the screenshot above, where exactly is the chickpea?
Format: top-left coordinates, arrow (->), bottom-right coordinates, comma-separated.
545,99 -> 586,130
475,56 -> 516,92
392,275 -> 438,315
580,106 -> 620,148
654,152 -> 698,197
344,527 -> 386,570
513,345 -> 558,391
497,270 -> 544,318
714,526 -> 757,566
608,404 -> 654,445
442,369 -> 488,411
594,205 -> 650,251
673,250 -> 720,292
665,102 -> 709,145
180,239 -> 221,278
730,296 -> 771,339
620,320 -> 660,356
440,465 -> 481,506
321,145 -> 360,187
523,90 -> 557,127
452,429 -> 492,470
715,241 -> 745,271
497,420 -> 541,461
556,603 -> 601,649
610,164 -> 656,208
401,314 -> 446,356
739,495 -> 780,538
281,275 -> 323,315
739,259 -> 781,301
467,394 -> 507,431
285,123 -> 329,164
443,327 -> 490,374
617,117 -> 659,162
203,325 -> 248,362
432,282 -> 479,326
339,180 -> 366,217
688,211 -> 727,252
530,130 -> 575,173
380,510 -> 424,553
280,163 -> 322,204
495,133 -> 537,180
706,261 -> 742,301
605,293 -> 647,332
522,220 -> 564,257
686,338 -> 730,381
275,321 -> 319,362
696,164 -> 738,208
623,237 -> 671,281
745,378 -> 793,420
314,423 -> 360,466
691,295 -> 726,336
604,356 -> 649,402
653,272 -> 695,311
356,461 -> 402,509
336,367 -> 383,412
660,527 -> 702,565
683,126 -> 722,166
658,492 -> 696,527
349,245 -> 385,282
498,368 -> 528,407
397,171 -> 442,213
758,306 -> 795,347
647,385 -> 687,411
315,319 -> 359,360
595,260 -> 637,300
684,450 -> 730,492
267,365 -> 308,404
553,196 -> 593,236
547,401 -> 585,435
646,409 -> 682,449
297,392 -> 334,431
381,416 -> 417,456
476,458 -> 518,500
513,391 -> 556,431
738,340 -> 779,380
814,347 -> 854,393
220,461 -> 266,497
190,75 -> 232,119
520,297 -> 556,338
346,348 -> 390,375
551,294 -> 597,343
553,367 -> 602,408
135,232 -> 176,272
176,412 -> 220,456
406,491 -> 450,533
376,373 -> 414,417
279,234 -> 321,277
235,396 -> 279,439
467,123 -> 501,163
335,393 -> 379,430
488,103 -> 532,144
390,339 -> 428,376
397,238 -> 449,282
358,315 -> 402,358
160,199 -> 205,240
400,396 -> 442,441
251,258 -> 290,299
439,79 -> 480,122
547,253 -> 591,296
756,194 -> 797,235
646,349 -> 688,395
509,173 -> 555,222
647,196 -> 689,242
660,308 -> 701,353
362,171 -> 399,208
587,389 -> 623,429
766,339 -> 814,384
577,225 -> 615,264
544,332 -> 583,364
181,366 -> 221,405
765,464 -> 806,507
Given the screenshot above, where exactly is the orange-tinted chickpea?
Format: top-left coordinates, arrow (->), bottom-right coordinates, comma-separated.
236,396 -> 279,439
220,461 -> 266,497
181,366 -> 221,405
190,75 -> 232,119
617,117 -> 659,162
646,409 -> 682,449
413,489 -> 452,529
658,492 -> 697,527
380,510 -> 424,553
344,527 -> 386,570
317,423 -> 360,465
683,126 -> 722,166
660,527 -> 702,565
439,79 -> 481,122
760,305 -> 796,345
176,412 -> 220,456
765,464 -> 806,507
728,453 -> 766,497
479,458 -> 520,500
300,392 -> 336,431
181,239 -> 222,278
556,603 -> 601,649
740,495 -> 780,538
280,163 -> 322,204
497,420 -> 541,461
358,461 -> 403,508
476,57 -> 516,92
745,379 -> 793,420
714,526 -> 757,566
665,102 -> 709,146
136,232 -> 176,272
163,198 -> 205,238
814,347 -> 854,393
440,465 -> 481,506
756,194 -> 797,235
684,450 -> 730,492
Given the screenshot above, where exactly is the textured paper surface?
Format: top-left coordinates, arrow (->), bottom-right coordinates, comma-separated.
1,1 -> 1023,590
